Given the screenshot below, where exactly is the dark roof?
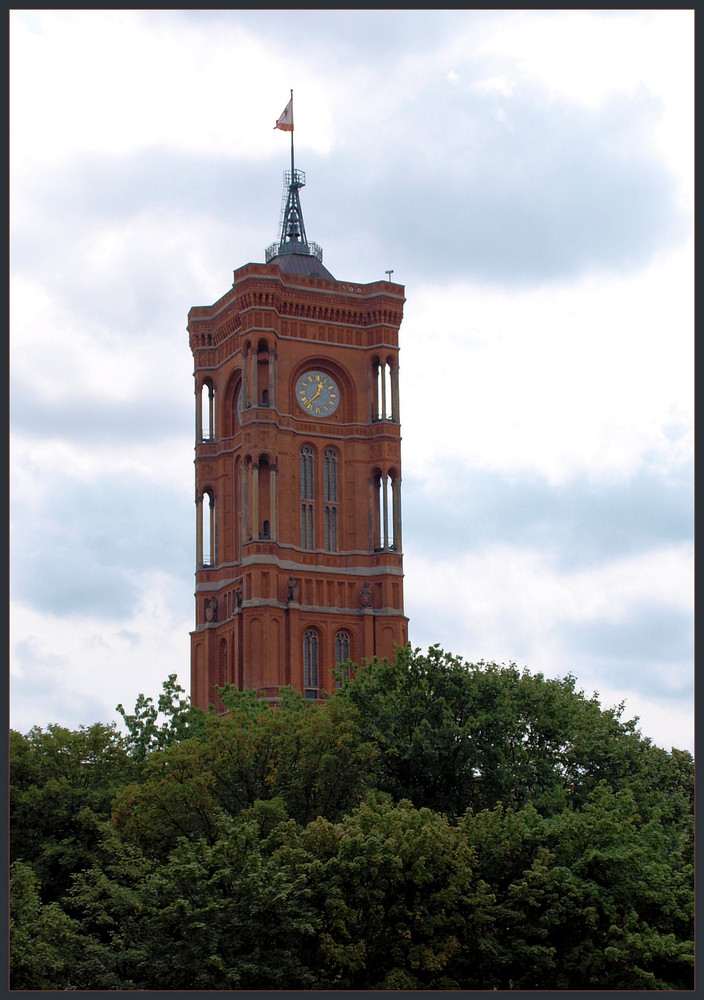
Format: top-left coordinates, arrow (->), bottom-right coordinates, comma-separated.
267,251 -> 335,281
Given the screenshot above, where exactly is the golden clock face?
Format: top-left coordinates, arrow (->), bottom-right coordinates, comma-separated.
296,371 -> 340,417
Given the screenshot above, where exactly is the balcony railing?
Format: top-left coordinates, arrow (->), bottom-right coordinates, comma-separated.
265,240 -> 324,263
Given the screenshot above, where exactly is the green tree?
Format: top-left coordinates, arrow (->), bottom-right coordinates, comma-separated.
9,650 -> 693,991
278,795 -> 486,989
459,783 -> 694,989
10,861 -> 113,990
112,686 -> 375,857
10,722 -> 136,902
116,672 -> 207,760
339,644 -> 692,822
65,812 -> 319,990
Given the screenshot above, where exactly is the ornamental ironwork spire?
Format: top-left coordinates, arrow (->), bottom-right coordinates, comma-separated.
265,90 -> 324,265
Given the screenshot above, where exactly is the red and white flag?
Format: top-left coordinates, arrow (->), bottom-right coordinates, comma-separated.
275,97 -> 293,131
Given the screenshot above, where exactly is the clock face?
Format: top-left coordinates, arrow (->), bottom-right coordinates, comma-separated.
296,371 -> 340,417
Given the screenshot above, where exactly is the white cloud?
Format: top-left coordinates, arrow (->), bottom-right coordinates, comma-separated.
10,573 -> 193,735
9,10 -> 693,757
401,239 -> 693,484
406,540 -> 693,751
475,11 -> 693,209
10,10 -> 334,172
10,432 -> 193,503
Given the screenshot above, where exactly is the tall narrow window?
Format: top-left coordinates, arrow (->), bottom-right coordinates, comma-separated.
372,359 -> 396,421
304,629 -> 319,699
324,448 -> 338,552
199,380 -> 214,441
200,489 -> 215,566
300,446 -> 315,549
335,630 -> 351,688
218,638 -> 227,690
256,340 -> 270,406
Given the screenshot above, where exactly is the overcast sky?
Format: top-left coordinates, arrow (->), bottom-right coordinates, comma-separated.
10,10 -> 693,752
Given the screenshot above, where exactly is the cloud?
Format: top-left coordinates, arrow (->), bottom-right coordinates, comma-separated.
399,246 -> 693,484
10,576 -> 193,735
11,638 -> 111,732
404,541 -> 693,751
11,12 -> 691,291
282,85 -> 687,287
404,462 -> 693,569
560,604 -> 693,696
11,472 -> 192,619
9,10 -> 692,756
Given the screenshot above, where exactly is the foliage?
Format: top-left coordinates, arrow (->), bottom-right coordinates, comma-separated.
8,646 -> 694,991
10,861 -> 114,990
116,672 -> 207,760
278,794 -> 483,989
10,722 -> 136,903
339,644 -> 693,824
111,686 -> 376,857
459,784 -> 694,989
61,815 -> 319,990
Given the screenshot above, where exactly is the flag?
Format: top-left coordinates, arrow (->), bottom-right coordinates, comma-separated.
275,97 -> 293,131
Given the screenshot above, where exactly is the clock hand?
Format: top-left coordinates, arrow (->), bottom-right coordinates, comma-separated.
310,385 -> 323,402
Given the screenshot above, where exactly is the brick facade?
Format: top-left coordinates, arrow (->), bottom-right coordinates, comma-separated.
189,260 -> 407,709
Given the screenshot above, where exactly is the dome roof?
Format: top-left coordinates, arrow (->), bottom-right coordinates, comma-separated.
266,250 -> 335,280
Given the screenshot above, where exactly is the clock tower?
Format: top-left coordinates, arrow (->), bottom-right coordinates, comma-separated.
189,101 -> 407,709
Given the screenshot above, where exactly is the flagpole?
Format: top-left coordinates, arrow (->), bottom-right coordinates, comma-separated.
289,89 -> 295,178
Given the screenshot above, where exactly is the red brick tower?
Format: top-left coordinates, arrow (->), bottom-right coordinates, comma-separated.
189,101 -> 407,709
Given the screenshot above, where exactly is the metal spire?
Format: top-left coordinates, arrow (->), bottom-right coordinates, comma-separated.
266,91 -> 324,264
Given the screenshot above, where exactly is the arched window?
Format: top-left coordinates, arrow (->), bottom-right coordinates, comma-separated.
257,454 -> 276,542
198,489 -> 215,566
198,379 -> 215,441
369,468 -> 401,552
324,448 -> 338,552
256,339 -> 271,407
300,446 -> 315,549
218,638 -> 227,690
335,630 -> 351,688
304,628 -> 319,699
372,358 -> 398,421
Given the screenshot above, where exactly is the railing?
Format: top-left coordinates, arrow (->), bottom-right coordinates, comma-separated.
284,169 -> 306,188
265,240 -> 324,263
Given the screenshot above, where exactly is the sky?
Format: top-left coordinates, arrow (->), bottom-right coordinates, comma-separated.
10,10 -> 694,752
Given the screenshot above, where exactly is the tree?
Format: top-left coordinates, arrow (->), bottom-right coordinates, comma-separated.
64,812 -> 320,990
111,687 -> 376,857
458,783 -> 694,989
277,795 -> 485,990
116,673 -> 207,761
338,644 -> 693,823
9,649 -> 694,991
10,722 -> 136,903
10,861 -> 112,990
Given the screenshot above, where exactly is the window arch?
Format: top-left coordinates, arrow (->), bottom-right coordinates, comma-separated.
198,379 -> 215,441
256,339 -> 273,407
370,468 -> 401,552
218,638 -> 227,689
372,357 -> 398,421
303,628 -> 320,699
197,488 -> 215,566
335,630 -> 351,688
224,370 -> 243,437
300,445 -> 315,549
324,448 -> 338,552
